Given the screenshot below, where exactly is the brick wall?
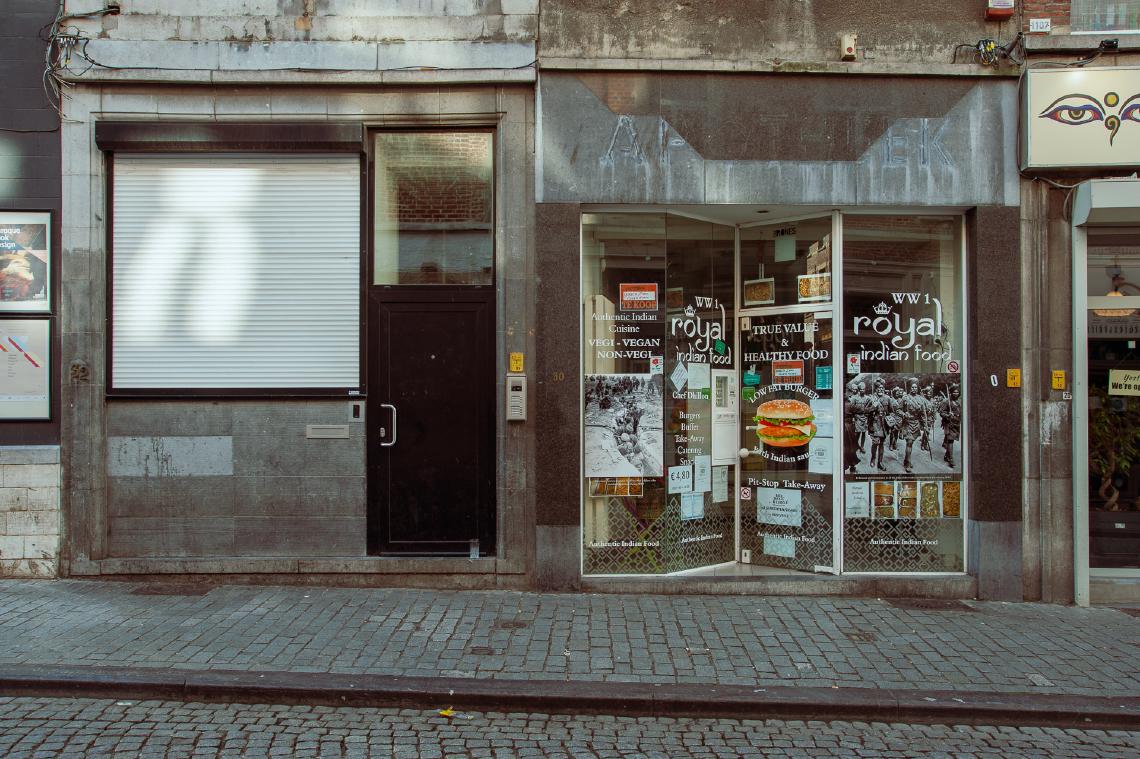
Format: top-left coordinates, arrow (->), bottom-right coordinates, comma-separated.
1022,0 -> 1072,30
0,448 -> 60,576
380,133 -> 492,225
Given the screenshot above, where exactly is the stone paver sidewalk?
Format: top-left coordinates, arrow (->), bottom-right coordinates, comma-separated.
0,580 -> 1135,698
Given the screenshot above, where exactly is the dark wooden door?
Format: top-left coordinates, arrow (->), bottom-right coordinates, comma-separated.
367,287 -> 495,555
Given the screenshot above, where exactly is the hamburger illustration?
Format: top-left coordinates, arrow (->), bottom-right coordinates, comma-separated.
754,398 -> 816,448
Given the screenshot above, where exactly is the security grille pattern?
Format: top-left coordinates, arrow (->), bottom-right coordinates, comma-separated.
583,496 -> 733,575
740,504 -> 833,572
843,518 -> 964,573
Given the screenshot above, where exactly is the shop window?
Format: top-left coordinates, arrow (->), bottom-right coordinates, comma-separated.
739,217 -> 833,309
110,154 -> 361,390
582,213 -> 736,575
581,210 -> 966,577
1071,1 -> 1140,32
373,131 -> 493,285
737,214 -> 837,574
841,216 -> 966,572
1084,229 -> 1140,571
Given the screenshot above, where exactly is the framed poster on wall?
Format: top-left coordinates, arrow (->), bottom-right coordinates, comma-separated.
0,211 -> 51,313
0,319 -> 50,420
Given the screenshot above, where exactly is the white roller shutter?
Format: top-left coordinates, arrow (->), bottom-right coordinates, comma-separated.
111,154 -> 360,389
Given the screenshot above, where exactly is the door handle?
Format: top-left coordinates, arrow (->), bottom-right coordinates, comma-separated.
380,403 -> 397,447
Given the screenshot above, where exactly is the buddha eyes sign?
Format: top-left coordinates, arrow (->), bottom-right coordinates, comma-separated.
1038,91 -> 1140,145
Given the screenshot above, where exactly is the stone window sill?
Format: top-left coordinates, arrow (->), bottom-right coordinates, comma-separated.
1024,31 -> 1140,53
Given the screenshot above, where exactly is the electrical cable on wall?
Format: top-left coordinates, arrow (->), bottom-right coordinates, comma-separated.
0,0 -> 116,132
3,0 -> 535,133
952,33 -> 1024,66
36,2 -> 538,79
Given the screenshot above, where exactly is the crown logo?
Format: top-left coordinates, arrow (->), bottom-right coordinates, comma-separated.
872,302 -> 892,315
684,304 -> 696,317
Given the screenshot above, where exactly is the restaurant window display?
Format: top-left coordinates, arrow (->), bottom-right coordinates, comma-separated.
581,211 -> 967,577
841,216 -> 966,572
582,214 -> 736,575
737,217 -> 837,572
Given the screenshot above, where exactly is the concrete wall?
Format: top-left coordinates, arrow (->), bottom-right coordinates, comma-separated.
62,0 -> 536,79
105,401 -> 365,558
61,83 -> 535,581
539,0 -> 1015,67
1020,180 -> 1077,604
538,73 -> 1019,207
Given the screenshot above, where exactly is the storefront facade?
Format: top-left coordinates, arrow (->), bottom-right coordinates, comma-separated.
1073,180 -> 1140,604
1021,60 -> 1140,605
577,210 -> 967,579
535,71 -> 1024,597
39,2 -> 1118,602
45,2 -> 539,584
59,91 -> 536,584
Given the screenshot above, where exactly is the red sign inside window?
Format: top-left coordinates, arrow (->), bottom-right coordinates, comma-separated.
619,283 -> 658,311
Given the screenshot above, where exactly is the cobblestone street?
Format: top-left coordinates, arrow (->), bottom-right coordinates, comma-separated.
0,581 -> 1134,697
0,697 -> 1135,759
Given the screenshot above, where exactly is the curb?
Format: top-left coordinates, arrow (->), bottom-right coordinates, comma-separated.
0,665 -> 1136,729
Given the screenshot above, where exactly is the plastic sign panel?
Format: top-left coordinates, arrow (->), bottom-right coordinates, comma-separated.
1023,67 -> 1140,170
619,282 -> 659,311
0,211 -> 51,313
0,319 -> 50,419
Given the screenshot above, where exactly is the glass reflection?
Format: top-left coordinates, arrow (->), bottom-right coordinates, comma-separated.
374,132 -> 493,285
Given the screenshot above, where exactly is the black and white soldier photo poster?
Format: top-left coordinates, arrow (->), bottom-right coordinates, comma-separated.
584,373 -> 664,478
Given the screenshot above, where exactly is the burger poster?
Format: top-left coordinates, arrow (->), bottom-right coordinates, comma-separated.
740,313 -> 832,467
753,396 -> 818,456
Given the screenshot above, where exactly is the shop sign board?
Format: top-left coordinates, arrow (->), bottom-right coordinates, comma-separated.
1023,67 -> 1140,170
1109,368 -> 1140,396
1090,312 -> 1140,338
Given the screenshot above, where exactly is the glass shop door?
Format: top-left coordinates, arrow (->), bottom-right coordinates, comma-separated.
736,216 -> 838,572
1084,229 -> 1140,575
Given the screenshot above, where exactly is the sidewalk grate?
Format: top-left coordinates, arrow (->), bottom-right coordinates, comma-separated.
494,620 -> 528,629
468,646 -> 495,655
129,584 -> 214,596
885,598 -> 976,612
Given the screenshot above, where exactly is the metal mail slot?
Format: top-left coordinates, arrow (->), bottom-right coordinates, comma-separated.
305,424 -> 350,439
